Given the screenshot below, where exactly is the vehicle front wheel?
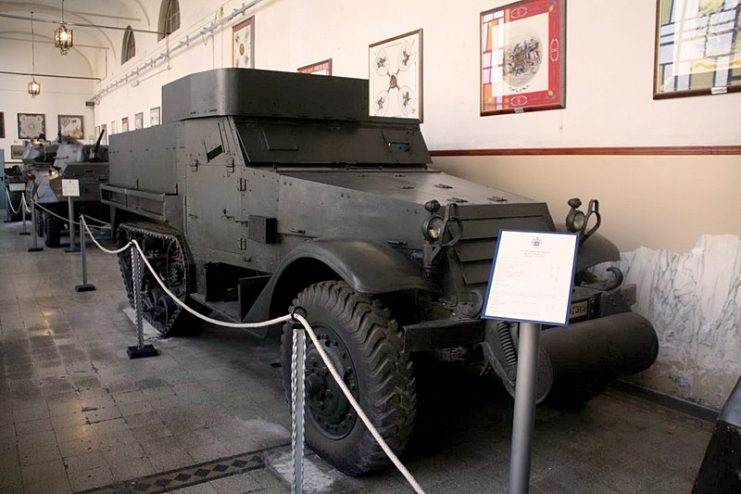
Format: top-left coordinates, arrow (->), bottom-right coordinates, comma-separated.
280,281 -> 417,476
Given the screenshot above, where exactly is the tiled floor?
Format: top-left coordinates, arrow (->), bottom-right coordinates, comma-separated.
0,216 -> 715,494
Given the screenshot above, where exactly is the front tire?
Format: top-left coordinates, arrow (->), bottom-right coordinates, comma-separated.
281,281 -> 417,476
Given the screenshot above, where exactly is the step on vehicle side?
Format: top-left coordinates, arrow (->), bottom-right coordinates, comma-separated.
103,68 -> 659,475
22,131 -> 109,247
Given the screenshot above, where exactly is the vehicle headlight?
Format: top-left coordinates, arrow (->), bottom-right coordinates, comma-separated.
423,216 -> 444,241
568,211 -> 586,232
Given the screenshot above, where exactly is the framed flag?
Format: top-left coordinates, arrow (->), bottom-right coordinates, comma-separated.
654,0 -> 741,99
298,59 -> 333,76
232,17 -> 255,68
369,29 -> 423,120
480,0 -> 565,115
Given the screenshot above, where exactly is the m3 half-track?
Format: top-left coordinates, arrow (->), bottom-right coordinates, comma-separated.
22,132 -> 109,246
103,68 -> 658,475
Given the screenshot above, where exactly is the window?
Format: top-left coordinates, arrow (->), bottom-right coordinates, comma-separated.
121,26 -> 135,63
158,0 -> 180,40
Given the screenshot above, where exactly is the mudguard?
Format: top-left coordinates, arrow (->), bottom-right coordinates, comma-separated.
576,232 -> 620,272
245,238 -> 438,323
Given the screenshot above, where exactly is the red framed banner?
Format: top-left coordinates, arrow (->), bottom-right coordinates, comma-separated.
480,0 -> 565,115
298,58 -> 333,76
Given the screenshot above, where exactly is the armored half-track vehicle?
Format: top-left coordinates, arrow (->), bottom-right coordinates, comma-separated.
22,132 -> 109,246
103,69 -> 658,475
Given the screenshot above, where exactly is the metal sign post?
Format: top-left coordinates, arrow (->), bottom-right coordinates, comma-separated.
508,322 -> 541,494
126,247 -> 159,359
62,180 -> 81,252
482,230 -> 579,494
75,216 -> 95,292
27,200 -> 43,252
291,325 -> 306,494
19,195 -> 30,236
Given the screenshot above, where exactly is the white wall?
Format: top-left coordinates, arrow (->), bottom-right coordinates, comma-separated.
92,0 -> 741,148
0,39 -> 95,163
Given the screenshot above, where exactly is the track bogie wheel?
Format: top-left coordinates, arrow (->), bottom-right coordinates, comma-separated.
117,224 -> 192,336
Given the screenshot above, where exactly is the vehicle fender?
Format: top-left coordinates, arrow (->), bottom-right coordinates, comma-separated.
245,238 -> 437,323
576,231 -> 620,272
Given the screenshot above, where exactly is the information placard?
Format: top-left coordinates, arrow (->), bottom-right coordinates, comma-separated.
61,179 -> 80,197
8,183 -> 26,192
482,230 -> 578,326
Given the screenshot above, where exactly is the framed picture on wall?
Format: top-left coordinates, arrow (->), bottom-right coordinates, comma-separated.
150,107 -> 160,126
121,117 -> 129,133
654,0 -> 741,99
18,113 -> 45,139
480,0 -> 566,115
369,29 -> 423,120
134,112 -> 143,130
58,115 -> 84,139
298,59 -> 333,76
10,145 -> 25,159
0,112 -> 4,139
232,17 -> 255,68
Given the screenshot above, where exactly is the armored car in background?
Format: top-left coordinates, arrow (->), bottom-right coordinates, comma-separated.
22,132 -> 109,246
103,68 -> 658,475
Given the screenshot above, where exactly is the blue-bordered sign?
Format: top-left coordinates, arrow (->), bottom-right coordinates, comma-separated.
482,229 -> 579,326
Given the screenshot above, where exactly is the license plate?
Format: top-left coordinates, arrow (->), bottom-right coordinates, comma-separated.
570,300 -> 589,320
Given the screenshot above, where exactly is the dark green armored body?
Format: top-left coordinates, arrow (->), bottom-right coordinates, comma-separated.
104,68 -> 658,475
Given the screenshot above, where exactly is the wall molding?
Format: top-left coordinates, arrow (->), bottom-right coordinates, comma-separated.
430,146 -> 741,156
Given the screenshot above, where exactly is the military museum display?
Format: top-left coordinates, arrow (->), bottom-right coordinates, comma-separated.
103,68 -> 659,475
22,131 -> 109,246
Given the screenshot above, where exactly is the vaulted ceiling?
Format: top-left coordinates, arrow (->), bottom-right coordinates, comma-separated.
0,0 -> 155,71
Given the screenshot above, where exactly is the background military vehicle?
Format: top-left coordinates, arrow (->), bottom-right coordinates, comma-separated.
4,165 -> 25,222
22,132 -> 109,246
103,68 -> 658,475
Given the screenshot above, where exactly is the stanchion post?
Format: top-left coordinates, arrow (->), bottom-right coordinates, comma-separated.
291,320 -> 306,494
19,194 -> 30,236
127,245 -> 158,359
27,200 -> 43,252
507,322 -> 541,494
75,216 -> 95,292
64,197 -> 79,252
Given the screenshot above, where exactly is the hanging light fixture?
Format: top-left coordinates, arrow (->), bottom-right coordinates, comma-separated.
54,0 -> 73,55
28,11 -> 40,96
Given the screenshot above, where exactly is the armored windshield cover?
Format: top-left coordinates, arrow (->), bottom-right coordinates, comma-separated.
163,68 -> 373,123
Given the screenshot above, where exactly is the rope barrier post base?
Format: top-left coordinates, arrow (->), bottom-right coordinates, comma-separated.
291,308 -> 307,494
19,194 -> 30,236
126,246 -> 158,359
64,197 -> 79,252
506,322 -> 541,494
27,200 -> 43,252
75,215 -> 95,292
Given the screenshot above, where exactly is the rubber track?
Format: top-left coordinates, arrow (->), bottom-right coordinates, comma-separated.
117,222 -> 190,336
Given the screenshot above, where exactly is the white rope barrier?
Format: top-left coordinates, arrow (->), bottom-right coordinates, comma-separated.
33,201 -> 110,230
4,188 -> 22,215
79,215 -> 426,494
